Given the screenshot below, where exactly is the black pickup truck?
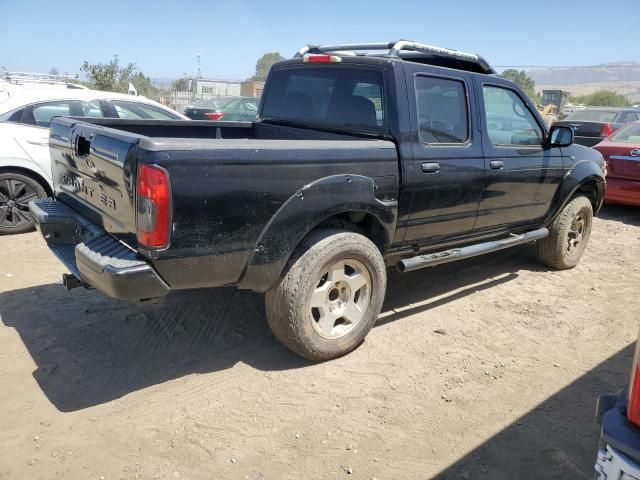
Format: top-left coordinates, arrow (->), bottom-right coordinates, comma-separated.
31,41 -> 606,360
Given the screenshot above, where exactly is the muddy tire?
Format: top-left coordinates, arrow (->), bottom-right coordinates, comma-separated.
265,230 -> 387,361
538,196 -> 593,270
0,172 -> 47,235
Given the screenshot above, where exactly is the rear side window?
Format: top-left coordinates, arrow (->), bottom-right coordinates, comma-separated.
415,76 -> 469,144
27,100 -> 105,128
262,66 -> 385,133
482,86 -> 543,147
111,100 -> 179,120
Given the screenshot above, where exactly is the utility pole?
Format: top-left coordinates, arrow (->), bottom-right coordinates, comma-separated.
197,53 -> 201,79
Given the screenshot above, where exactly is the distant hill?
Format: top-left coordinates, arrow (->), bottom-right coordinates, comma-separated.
528,61 -> 640,85
527,62 -> 640,104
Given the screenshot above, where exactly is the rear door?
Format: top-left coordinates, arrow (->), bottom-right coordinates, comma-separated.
402,66 -> 484,243
474,80 -> 564,231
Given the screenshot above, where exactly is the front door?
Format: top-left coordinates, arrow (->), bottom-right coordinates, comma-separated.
402,68 -> 485,244
474,81 -> 565,231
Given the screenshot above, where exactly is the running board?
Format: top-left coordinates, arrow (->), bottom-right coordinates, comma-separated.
397,228 -> 549,272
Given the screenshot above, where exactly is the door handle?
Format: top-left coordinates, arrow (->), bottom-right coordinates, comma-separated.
490,160 -> 504,170
421,162 -> 440,174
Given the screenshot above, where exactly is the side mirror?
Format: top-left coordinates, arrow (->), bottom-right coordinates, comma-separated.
548,125 -> 574,147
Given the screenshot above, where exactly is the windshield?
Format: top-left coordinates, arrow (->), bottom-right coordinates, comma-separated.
191,97 -> 236,108
565,110 -> 618,123
262,66 -> 385,133
610,123 -> 640,143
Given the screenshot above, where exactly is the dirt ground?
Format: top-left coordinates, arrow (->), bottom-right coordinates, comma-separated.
1,205 -> 639,480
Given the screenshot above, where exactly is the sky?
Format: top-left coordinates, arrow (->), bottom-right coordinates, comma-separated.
1,0 -> 639,82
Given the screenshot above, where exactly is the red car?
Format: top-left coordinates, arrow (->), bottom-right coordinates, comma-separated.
594,121 -> 640,206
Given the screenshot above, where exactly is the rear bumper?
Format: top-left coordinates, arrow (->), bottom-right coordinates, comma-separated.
30,198 -> 170,301
605,177 -> 640,207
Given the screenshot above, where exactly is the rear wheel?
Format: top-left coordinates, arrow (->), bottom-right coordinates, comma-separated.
538,195 -> 593,270
265,230 -> 386,361
0,172 -> 47,235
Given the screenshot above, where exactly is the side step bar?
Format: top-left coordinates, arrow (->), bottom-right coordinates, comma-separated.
397,228 -> 549,272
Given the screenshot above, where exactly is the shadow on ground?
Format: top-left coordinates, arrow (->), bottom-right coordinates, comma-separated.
598,203 -> 640,227
0,243 -> 541,412
434,343 -> 633,480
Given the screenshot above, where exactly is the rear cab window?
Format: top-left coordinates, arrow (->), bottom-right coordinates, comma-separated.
610,123 -> 640,143
565,110 -> 618,123
261,65 -> 386,134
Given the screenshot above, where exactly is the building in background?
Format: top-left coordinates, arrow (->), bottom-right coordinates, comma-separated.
241,80 -> 265,98
169,78 -> 243,111
193,78 -> 241,97
542,89 -> 570,109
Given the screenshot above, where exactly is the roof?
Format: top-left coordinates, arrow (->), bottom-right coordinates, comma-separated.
294,40 -> 496,75
0,84 -> 183,117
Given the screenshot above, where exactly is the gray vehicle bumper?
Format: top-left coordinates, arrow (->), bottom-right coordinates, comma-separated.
30,198 -> 170,301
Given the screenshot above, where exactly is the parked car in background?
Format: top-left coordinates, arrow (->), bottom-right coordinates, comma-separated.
0,82 -> 187,234
183,96 -> 258,121
595,326 -> 640,479
554,107 -> 640,147
594,121 -> 640,206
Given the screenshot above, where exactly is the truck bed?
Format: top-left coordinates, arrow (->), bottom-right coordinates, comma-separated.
48,117 -> 399,291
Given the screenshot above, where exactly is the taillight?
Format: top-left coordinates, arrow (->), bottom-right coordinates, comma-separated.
627,327 -> 640,426
303,54 -> 342,63
205,112 -> 224,120
136,163 -> 171,249
600,123 -> 614,138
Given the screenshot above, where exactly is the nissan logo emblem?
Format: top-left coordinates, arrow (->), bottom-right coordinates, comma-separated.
631,149 -> 640,157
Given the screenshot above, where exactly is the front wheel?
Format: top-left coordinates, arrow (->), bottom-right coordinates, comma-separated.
538,195 -> 593,270
265,230 -> 387,361
0,172 -> 47,235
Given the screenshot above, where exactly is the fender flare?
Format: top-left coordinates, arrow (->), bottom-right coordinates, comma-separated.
237,174 -> 398,292
545,159 -> 605,224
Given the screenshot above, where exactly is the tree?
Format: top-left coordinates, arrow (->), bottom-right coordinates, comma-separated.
171,77 -> 190,91
80,55 -> 152,95
571,89 -> 629,107
251,52 -> 285,81
500,69 -> 540,102
49,67 -> 59,76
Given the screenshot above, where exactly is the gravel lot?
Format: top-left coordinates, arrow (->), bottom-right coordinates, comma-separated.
1,205 -> 639,480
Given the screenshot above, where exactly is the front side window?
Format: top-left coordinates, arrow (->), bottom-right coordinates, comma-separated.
111,100 -> 179,120
262,66 -> 385,133
415,76 -> 469,144
482,86 -> 543,147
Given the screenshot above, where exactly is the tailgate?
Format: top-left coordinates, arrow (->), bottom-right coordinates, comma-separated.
49,117 -> 142,235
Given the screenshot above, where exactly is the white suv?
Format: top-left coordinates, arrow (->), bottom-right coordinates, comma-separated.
0,83 -> 187,234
